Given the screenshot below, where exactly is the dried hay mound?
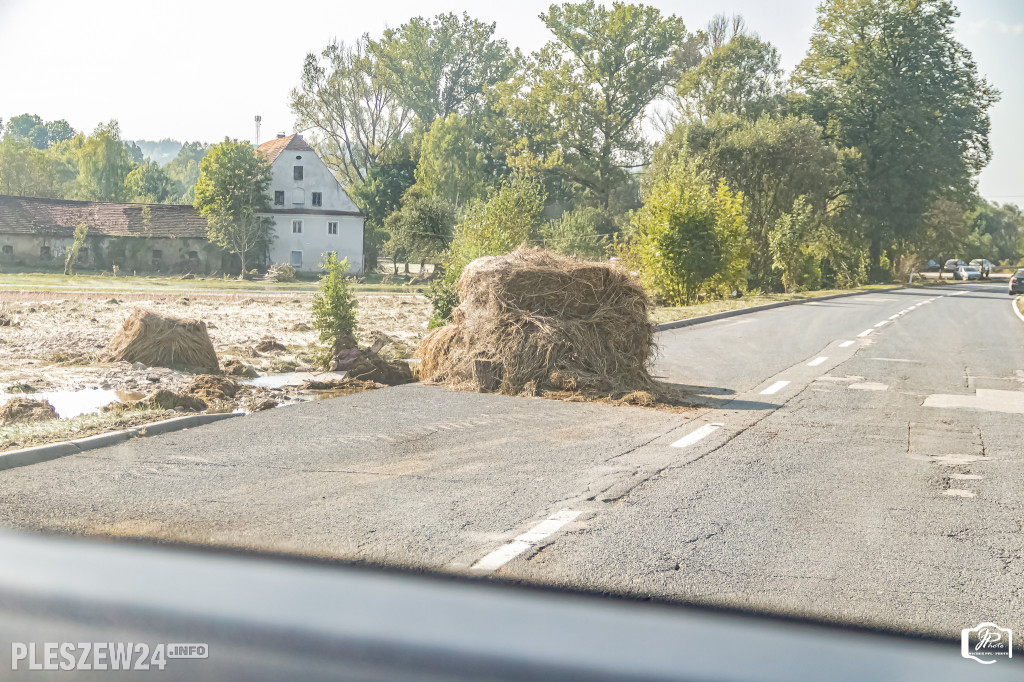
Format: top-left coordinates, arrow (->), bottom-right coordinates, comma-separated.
1,398 -> 58,425
417,247 -> 655,397
107,308 -> 219,373
223,359 -> 259,378
254,338 -> 287,353
265,263 -> 297,283
105,389 -> 207,413
186,375 -> 239,402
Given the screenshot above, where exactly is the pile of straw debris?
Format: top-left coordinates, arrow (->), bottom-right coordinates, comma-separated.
106,309 -> 220,373
417,247 -> 658,400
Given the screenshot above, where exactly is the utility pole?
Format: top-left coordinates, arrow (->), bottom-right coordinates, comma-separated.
254,115 -> 262,146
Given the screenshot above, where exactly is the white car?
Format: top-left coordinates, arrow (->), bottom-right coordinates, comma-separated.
957,265 -> 982,281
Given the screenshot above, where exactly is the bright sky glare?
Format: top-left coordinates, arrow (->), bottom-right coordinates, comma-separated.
0,0 -> 1020,203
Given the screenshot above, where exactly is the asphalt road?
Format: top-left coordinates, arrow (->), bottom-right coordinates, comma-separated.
2,283 -> 1022,645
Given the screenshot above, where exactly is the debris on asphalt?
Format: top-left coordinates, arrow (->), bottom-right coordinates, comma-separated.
106,308 -> 220,373
0,397 -> 58,425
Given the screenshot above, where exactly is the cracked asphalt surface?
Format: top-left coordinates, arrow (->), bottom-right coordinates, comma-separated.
2,282 -> 1022,644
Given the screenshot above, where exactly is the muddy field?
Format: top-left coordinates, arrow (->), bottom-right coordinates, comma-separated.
0,291 -> 430,396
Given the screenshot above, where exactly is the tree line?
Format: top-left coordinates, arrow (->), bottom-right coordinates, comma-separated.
0,114 -> 209,205
289,0 -> 1022,313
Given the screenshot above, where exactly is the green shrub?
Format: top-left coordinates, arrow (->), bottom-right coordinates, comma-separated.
312,253 -> 357,364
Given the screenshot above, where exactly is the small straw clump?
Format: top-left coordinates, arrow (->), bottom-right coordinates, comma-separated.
417,247 -> 656,398
106,308 -> 220,373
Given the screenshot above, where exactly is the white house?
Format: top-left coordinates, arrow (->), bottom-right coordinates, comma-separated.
256,133 -> 363,274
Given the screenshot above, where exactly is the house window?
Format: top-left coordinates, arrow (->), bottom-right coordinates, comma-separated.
274,191 -> 284,206
187,251 -> 199,260
290,251 -> 303,268
152,249 -> 163,260
39,246 -> 52,261
293,166 -> 303,181
312,192 -> 322,207
292,220 -> 303,234
1,245 -> 12,256
78,248 -> 89,263
328,221 -> 338,235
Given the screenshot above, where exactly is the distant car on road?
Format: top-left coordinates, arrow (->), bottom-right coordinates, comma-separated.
957,265 -> 981,281
1010,268 -> 1024,295
943,259 -> 966,276
970,259 -> 994,279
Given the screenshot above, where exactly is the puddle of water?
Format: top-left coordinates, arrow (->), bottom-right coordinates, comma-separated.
0,388 -> 146,419
242,371 -> 348,388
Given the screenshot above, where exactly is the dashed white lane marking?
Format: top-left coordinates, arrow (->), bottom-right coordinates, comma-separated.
942,489 -> 976,498
839,340 -> 855,348
950,474 -> 983,480
671,423 -> 724,448
874,320 -> 889,327
889,314 -> 901,319
471,509 -> 581,572
808,357 -> 828,367
850,382 -> 889,391
858,329 -> 874,337
761,380 -> 790,395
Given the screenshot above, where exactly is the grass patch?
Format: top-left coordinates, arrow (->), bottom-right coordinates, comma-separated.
0,270 -> 426,295
0,408 -> 174,452
650,285 -> 900,324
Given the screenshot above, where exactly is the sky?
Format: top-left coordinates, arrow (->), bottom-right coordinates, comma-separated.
0,0 -> 1021,203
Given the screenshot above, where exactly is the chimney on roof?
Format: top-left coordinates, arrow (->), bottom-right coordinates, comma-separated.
277,132 -> 286,139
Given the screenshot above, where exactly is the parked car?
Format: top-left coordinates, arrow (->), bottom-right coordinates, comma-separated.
943,259 -> 966,276
957,265 -> 981,281
1010,268 -> 1024,295
969,258 -> 994,279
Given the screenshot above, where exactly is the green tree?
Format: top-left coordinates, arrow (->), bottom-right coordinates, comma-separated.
410,113 -> 487,205
652,114 -> 841,289
125,160 -> 178,203
768,196 -> 817,292
349,149 -> 418,271
674,33 -> 784,123
312,253 -> 358,364
291,37 -> 412,189
794,0 -> 998,279
541,206 -> 611,260
624,157 -> 749,305
64,222 -> 89,275
45,120 -> 77,147
163,141 -> 209,203
369,12 -> 514,125
73,121 -> 135,202
383,194 -> 456,273
966,201 -> 1024,264
4,114 -> 49,149
503,2 -> 693,207
0,138 -> 75,197
194,138 -> 274,277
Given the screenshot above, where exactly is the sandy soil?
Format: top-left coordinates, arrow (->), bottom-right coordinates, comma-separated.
0,291 -> 430,394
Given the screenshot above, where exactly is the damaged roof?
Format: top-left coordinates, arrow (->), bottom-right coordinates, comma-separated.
0,195 -> 209,239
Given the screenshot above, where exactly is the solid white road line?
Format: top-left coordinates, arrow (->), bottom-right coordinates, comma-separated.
761,380 -> 790,395
808,357 -> 828,367
858,329 -> 874,337
671,423 -> 724,448
471,509 -> 582,572
839,340 -> 855,348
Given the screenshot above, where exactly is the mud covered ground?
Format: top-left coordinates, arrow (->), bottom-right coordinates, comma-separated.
0,291 -> 429,393
0,291 -> 430,450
